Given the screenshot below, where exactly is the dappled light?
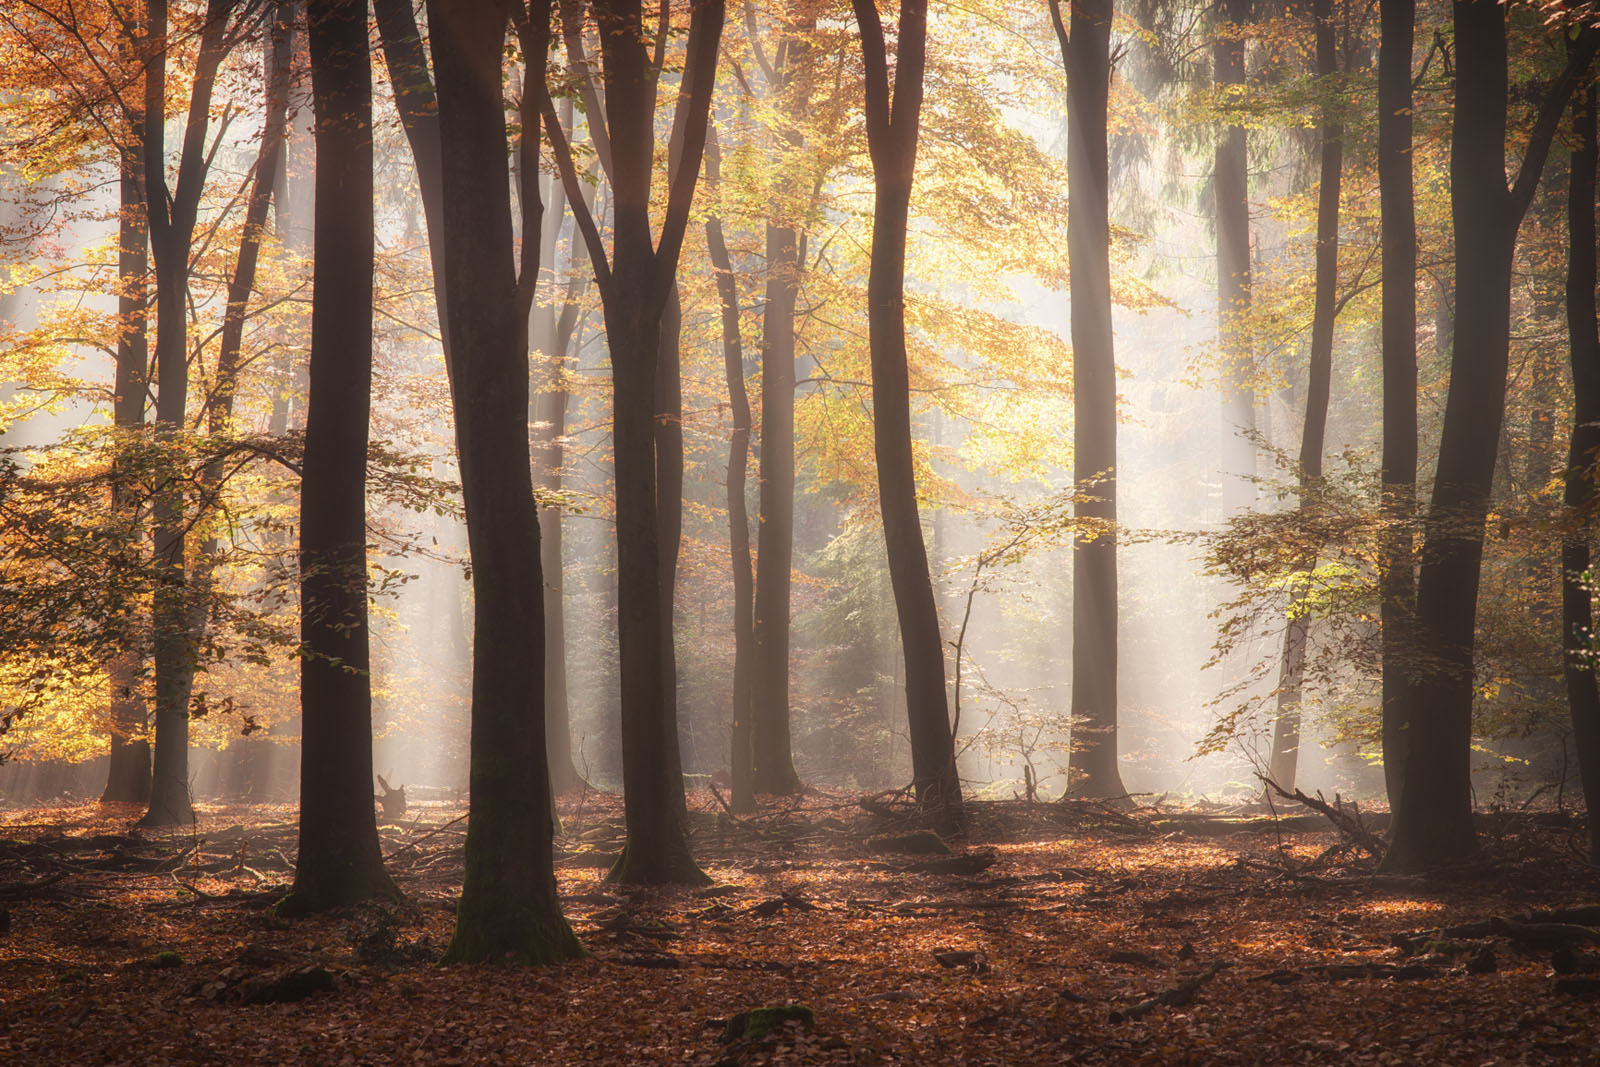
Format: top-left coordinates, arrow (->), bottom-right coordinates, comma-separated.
4,0 -> 1600,1060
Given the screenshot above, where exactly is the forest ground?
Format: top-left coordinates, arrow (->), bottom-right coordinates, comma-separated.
2,788 -> 1598,1065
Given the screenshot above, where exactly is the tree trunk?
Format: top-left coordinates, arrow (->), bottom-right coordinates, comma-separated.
751,221 -> 803,794
103,97 -> 151,807
1269,0 -> 1341,791
530,107 -> 585,794
705,131 -> 756,813
1377,0 -> 1417,817
542,0 -> 723,883
851,0 -> 962,825
1216,0 -> 1255,516
279,0 -> 398,914
656,279 -> 689,813
1564,81 -> 1600,861
1382,4 -> 1596,872
140,0 -> 236,828
424,0 -> 582,961
1052,0 -> 1125,800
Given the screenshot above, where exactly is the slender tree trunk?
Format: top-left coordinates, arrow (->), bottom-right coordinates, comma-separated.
1564,82 -> 1600,860
1383,5 -> 1596,872
705,131 -> 756,813
141,0 -> 236,827
851,0 -> 962,825
280,0 -> 398,913
746,13 -> 810,798
751,221 -> 803,794
542,0 -> 723,883
1051,0 -> 1125,800
1216,0 -> 1255,515
424,0 -> 582,961
530,108 -> 585,794
373,0 -> 451,371
1378,0 -> 1417,816
103,95 -> 152,806
1269,0 -> 1341,791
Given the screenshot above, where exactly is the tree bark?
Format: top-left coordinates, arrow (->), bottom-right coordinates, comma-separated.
141,0 -> 236,827
1564,81 -> 1600,861
103,77 -> 151,806
542,0 -> 724,883
1377,0 -> 1417,817
424,0 -> 582,961
747,8 -> 810,798
1051,0 -> 1125,800
529,100 -> 585,794
279,0 -> 398,914
705,130 -> 756,813
1269,0 -> 1341,791
751,220 -> 803,794
851,0 -> 962,825
1216,0 -> 1255,516
1382,5 -> 1597,872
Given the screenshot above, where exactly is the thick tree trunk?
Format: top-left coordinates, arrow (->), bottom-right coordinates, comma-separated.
1383,4 -> 1596,872
279,0 -> 397,914
851,0 -> 962,825
425,0 -> 582,961
1216,0 -> 1255,516
1269,0 -> 1341,791
606,299 -> 707,882
103,109 -> 151,807
1564,83 -> 1600,861
1377,0 -> 1417,816
656,280 -> 689,812
705,133 -> 756,813
751,222 -> 803,794
1050,0 -> 1124,799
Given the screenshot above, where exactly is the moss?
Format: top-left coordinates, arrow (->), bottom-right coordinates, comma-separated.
606,838 -> 713,887
723,1004 -> 815,1043
243,967 -> 335,1005
865,831 -> 951,856
152,950 -> 184,968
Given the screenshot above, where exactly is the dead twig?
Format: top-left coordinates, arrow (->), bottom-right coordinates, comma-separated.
1109,961 -> 1229,1023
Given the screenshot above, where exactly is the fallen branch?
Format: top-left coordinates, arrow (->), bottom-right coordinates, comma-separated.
383,814 -> 468,861
1259,776 -> 1384,858
1109,961 -> 1228,1023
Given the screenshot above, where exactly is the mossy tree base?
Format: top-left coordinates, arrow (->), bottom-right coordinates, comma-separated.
442,910 -> 586,966
275,865 -> 401,919
606,837 -> 713,887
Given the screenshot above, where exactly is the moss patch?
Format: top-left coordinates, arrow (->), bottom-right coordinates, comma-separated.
722,1004 -> 815,1043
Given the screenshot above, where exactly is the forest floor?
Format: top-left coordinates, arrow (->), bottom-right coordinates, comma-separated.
2,788 -> 1598,1065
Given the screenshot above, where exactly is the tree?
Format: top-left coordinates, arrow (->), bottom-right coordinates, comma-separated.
1216,0 -> 1255,516
748,6 -> 812,797
1383,5 -> 1597,872
1050,0 -> 1125,800
141,0 -> 241,827
544,0 -> 724,884
102,11 -> 152,805
425,0 -> 583,961
279,0 -> 398,914
849,0 -> 961,823
1268,0 -> 1346,791
704,127 -> 756,814
1377,0 -> 1417,812
1563,76 -> 1600,861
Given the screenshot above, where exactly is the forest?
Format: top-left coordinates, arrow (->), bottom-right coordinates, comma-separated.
2,0 -> 1600,1061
